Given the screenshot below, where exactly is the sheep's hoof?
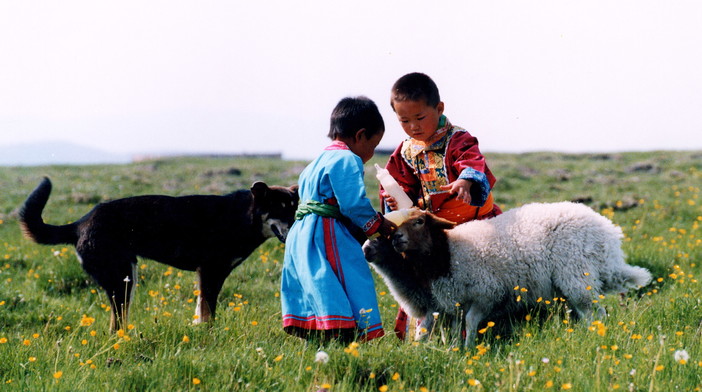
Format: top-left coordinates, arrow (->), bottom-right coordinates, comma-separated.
414,331 -> 430,342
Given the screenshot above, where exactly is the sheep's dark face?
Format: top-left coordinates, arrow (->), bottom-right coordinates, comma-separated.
362,238 -> 380,263
392,210 -> 455,254
362,236 -> 395,265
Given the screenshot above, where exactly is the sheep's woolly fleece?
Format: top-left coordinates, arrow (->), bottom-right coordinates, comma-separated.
373,202 -> 652,346
436,202 -> 651,314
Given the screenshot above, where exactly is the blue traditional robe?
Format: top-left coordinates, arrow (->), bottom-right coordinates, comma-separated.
281,141 -> 384,341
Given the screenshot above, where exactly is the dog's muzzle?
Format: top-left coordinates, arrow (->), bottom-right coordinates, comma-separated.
270,222 -> 289,243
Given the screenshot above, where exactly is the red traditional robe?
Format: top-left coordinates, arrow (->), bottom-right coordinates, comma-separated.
384,115 -> 501,223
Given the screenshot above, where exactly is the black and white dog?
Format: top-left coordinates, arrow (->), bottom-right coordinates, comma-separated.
20,177 -> 298,331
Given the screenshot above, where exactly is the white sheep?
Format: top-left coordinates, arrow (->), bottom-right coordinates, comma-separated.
363,202 -> 652,347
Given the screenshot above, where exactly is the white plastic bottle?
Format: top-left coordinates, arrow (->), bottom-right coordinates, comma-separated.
374,164 -> 413,210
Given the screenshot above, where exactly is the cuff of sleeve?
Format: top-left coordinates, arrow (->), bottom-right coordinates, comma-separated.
363,213 -> 384,237
458,168 -> 491,207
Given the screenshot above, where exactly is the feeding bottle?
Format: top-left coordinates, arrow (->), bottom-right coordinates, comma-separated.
374,164 -> 413,210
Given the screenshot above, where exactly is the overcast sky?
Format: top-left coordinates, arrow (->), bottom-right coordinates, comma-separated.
1,0 -> 701,160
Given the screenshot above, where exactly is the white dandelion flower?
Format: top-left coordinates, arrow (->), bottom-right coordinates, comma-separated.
315,351 -> 330,364
674,349 -> 689,363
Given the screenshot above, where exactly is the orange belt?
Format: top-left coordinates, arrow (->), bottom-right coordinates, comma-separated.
433,192 -> 495,224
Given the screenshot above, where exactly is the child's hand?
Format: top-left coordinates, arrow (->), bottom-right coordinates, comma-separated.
381,190 -> 399,211
440,179 -> 473,204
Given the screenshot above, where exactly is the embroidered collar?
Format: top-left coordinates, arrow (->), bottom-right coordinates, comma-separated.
404,116 -> 453,159
325,140 -> 350,151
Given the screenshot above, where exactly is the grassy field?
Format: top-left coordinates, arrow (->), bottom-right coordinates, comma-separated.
0,151 -> 700,391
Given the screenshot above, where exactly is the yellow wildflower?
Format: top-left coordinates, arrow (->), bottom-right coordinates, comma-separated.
80,315 -> 95,326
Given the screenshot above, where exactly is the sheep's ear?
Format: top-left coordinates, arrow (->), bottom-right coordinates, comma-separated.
427,213 -> 456,230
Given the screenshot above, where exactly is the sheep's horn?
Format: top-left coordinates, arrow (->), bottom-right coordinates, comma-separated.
384,209 -> 412,225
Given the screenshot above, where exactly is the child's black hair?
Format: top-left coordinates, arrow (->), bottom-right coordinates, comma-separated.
390,72 -> 441,110
328,96 -> 385,140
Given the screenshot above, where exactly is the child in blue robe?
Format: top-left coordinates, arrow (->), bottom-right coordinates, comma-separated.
281,96 -> 396,342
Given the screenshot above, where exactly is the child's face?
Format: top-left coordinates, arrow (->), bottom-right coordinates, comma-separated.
348,130 -> 384,163
392,99 -> 444,142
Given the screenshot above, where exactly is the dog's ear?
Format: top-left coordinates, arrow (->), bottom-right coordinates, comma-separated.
290,185 -> 299,201
250,182 -> 270,200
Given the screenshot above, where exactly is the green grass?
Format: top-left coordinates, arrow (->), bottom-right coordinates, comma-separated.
0,151 -> 700,391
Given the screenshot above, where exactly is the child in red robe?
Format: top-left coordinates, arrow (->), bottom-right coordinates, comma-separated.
381,72 -> 502,339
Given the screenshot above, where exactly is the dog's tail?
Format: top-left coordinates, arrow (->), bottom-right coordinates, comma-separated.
19,177 -> 79,245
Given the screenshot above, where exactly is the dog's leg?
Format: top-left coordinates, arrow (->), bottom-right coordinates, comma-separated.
80,247 -> 137,332
194,266 -> 232,324
106,262 -> 137,332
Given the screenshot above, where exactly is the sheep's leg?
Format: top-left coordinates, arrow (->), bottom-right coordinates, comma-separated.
463,305 -> 486,349
558,282 -> 606,324
448,314 -> 463,346
571,297 -> 606,324
415,313 -> 436,341
594,304 -> 607,320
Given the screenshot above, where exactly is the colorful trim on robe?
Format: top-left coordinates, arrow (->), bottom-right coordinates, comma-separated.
282,214 -> 384,340
283,216 -> 384,340
282,141 -> 385,342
